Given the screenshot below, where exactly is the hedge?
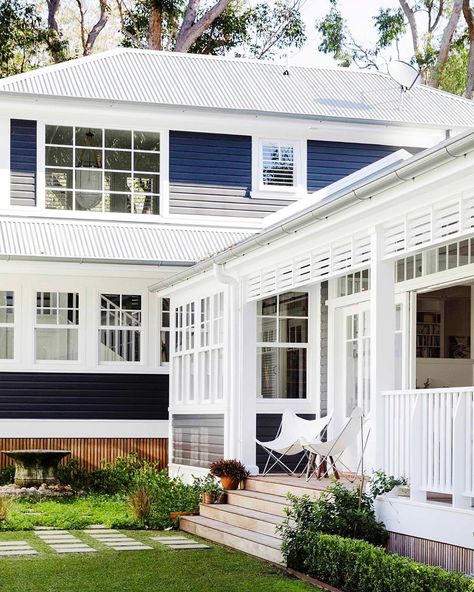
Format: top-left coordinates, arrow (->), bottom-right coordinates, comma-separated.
284,532 -> 474,592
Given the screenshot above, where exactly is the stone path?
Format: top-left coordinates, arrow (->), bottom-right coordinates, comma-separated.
86,528 -> 152,551
35,528 -> 96,554
151,536 -> 210,550
0,541 -> 38,556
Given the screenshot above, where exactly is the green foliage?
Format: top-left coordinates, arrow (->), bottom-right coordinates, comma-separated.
284,532 -> 474,592
0,0 -> 50,78
280,481 -> 388,549
367,470 -> 407,500
209,458 -> 249,482
0,466 -> 14,486
374,8 -> 406,49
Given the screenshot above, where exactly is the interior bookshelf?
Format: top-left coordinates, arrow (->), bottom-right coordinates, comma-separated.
416,311 -> 441,358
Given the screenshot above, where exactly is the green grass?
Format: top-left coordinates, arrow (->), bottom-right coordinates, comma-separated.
0,530 -> 316,592
0,495 -> 134,531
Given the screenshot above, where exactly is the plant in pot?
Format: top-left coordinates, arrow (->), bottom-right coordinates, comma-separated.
209,459 -> 249,491
194,474 -> 223,504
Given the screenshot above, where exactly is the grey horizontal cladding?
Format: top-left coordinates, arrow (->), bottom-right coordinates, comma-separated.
10,119 -> 37,207
0,372 -> 169,420
172,413 -> 224,468
170,130 -> 285,218
307,140 -> 417,192
169,184 -> 295,218
256,413 -> 315,473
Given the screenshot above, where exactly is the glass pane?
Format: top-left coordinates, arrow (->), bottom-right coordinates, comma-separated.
279,318 -> 308,343
75,192 -> 102,211
134,131 -> 160,151
448,243 -> 458,269
396,259 -> 405,283
46,146 -> 73,167
75,127 -> 102,148
104,193 -> 132,213
362,268 -> 369,291
99,329 -> 140,362
133,173 -> 160,194
0,291 -> 13,308
134,151 -> 160,172
160,330 -> 169,364
257,296 -> 277,316
105,171 -> 132,193
345,340 -> 358,416
122,295 -> 141,310
35,328 -> 78,361
45,125 -> 73,145
133,194 -> 159,215
279,292 -> 308,317
76,147 -> 102,168
362,338 -> 370,414
46,168 -> 73,189
406,256 -> 414,280
102,294 -> 121,308
105,129 -> 131,150
0,327 -> 13,359
46,189 -> 73,210
75,169 -> 102,191
278,347 -> 306,399
460,240 -> 469,266
105,150 -> 131,171
258,347 -> 278,398
438,246 -> 447,271
257,317 -> 277,342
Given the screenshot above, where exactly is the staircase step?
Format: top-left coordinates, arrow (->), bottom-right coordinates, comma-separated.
199,503 -> 284,538
245,476 -> 326,498
226,490 -> 289,517
180,515 -> 283,564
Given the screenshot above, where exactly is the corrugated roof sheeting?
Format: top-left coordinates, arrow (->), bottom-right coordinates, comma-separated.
2,49 -> 474,127
0,218 -> 254,263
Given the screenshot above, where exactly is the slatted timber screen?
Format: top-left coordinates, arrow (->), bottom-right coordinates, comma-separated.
388,532 -> 474,574
0,438 -> 168,472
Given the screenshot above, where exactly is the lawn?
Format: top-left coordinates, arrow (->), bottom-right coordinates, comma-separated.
0,530 -> 315,592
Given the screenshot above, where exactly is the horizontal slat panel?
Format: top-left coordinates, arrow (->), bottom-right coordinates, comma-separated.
172,413 -> 224,468
10,119 -> 36,207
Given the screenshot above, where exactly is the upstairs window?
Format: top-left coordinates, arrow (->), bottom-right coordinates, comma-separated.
100,294 -> 142,363
261,141 -> 296,188
45,126 -> 160,215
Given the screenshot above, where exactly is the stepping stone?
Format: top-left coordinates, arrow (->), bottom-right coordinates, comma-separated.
53,547 -> 97,554
38,538 -> 78,544
0,550 -> 38,556
109,545 -> 153,551
168,544 -> 210,550
85,530 -> 118,534
85,525 -> 108,529
89,534 -> 129,540
36,530 -> 69,534
0,541 -> 33,547
152,536 -> 190,542
34,526 -> 59,531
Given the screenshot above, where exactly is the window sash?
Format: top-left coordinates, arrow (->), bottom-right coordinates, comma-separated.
35,291 -> 79,361
99,293 -> 142,363
261,141 -> 296,188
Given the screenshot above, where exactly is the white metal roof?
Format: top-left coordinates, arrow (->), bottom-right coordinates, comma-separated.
0,217 -> 254,264
1,48 -> 474,128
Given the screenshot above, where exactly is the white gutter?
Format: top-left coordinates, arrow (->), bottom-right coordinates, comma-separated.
149,129 -> 474,293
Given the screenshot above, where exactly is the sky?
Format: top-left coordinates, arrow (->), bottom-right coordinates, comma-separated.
290,0 -> 415,69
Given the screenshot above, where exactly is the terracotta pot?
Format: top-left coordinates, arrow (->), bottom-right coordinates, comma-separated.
220,476 -> 239,490
201,492 -> 215,505
169,511 -> 197,520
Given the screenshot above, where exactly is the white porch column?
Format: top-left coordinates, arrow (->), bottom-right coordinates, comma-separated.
223,277 -> 258,473
370,225 -> 395,471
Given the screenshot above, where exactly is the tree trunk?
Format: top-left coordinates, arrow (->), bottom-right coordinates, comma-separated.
174,0 -> 232,53
463,0 -> 474,98
399,0 -> 420,57
83,1 -> 111,56
148,2 -> 163,50
46,0 -> 63,63
429,0 -> 463,88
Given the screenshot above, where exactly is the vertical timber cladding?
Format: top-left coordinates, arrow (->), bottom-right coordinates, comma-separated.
256,414 -> 315,473
0,438 -> 168,472
10,119 -> 37,206
172,414 -> 224,468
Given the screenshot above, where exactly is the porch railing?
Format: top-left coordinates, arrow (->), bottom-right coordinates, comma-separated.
382,388 -> 474,509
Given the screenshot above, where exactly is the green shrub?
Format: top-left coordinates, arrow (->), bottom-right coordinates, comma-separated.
284,532 -> 474,592
280,481 -> 388,548
0,466 -> 14,485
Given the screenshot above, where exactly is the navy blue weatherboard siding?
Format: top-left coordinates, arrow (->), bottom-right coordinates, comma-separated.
307,140 -> 403,192
169,130 -> 293,218
0,373 -> 168,420
256,413 -> 316,473
10,119 -> 37,206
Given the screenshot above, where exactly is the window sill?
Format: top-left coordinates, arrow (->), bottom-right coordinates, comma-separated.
250,189 -> 306,201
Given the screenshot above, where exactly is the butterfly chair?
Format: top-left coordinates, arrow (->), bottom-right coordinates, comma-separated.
256,408 -> 332,476
301,407 -> 369,482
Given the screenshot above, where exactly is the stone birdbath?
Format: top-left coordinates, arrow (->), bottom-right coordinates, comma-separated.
2,450 -> 71,487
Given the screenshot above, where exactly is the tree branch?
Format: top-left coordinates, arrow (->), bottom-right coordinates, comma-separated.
429,0 -> 462,87
84,0 -> 111,56
174,0 -> 232,52
463,0 -> 474,97
399,0 -> 420,56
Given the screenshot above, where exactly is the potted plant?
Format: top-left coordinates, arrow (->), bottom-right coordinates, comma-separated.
209,459 -> 249,491
193,474 -> 223,505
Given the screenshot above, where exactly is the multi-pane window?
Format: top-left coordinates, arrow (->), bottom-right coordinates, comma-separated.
337,269 -> 370,297
0,291 -> 14,360
45,125 -> 160,215
257,291 -> 308,399
160,298 -> 170,365
345,308 -> 370,416
35,292 -> 79,361
261,141 -> 295,187
100,294 -> 142,362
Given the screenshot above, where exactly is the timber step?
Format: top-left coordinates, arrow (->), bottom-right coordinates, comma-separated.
180,515 -> 284,564
226,490 -> 290,517
199,503 -> 284,538
245,475 -> 326,498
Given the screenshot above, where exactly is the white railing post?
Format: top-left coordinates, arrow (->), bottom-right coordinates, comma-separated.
453,394 -> 471,509
410,393 -> 426,502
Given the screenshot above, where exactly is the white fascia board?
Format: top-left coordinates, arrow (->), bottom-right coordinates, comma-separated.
0,93 -> 453,148
0,419 -> 169,438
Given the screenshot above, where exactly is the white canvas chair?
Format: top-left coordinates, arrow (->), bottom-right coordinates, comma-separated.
300,407 -> 368,482
256,408 -> 332,476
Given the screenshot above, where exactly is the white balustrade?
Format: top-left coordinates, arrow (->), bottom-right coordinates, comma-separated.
382,387 -> 474,509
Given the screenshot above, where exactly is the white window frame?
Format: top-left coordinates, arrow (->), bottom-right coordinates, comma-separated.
34,291 -> 80,364
252,137 -> 305,198
0,290 -> 15,362
160,297 -> 170,367
98,293 -> 144,365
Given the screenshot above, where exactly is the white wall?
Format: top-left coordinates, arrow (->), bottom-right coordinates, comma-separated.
416,359 -> 474,388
